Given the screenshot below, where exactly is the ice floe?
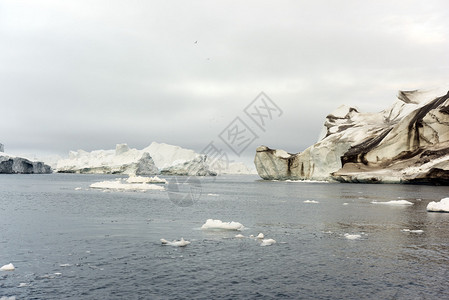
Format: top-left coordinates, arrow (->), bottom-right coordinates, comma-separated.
90,178 -> 165,191
304,200 -> 319,204
371,200 -> 413,206
344,233 -> 361,240
160,238 -> 191,247
260,239 -> 276,246
201,219 -> 244,231
401,229 -> 424,233
427,198 -> 449,212
126,175 -> 167,184
0,263 -> 15,271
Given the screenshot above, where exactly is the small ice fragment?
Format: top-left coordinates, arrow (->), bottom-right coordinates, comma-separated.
235,234 -> 245,238
201,219 -> 244,231
256,233 -> 264,239
0,263 -> 15,271
344,233 -> 361,240
427,198 -> 449,212
303,200 -> 319,204
207,193 -> 219,196
0,297 -> 17,300
401,229 -> 411,232
260,239 -> 276,246
160,238 -> 190,247
410,230 -> 424,234
59,264 -> 71,267
249,235 -> 254,238
54,272 -> 62,275
74,187 -> 82,190
18,283 -> 28,287
342,203 -> 349,206
371,200 -> 413,206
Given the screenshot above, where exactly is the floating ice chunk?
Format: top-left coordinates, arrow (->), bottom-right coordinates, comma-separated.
54,272 -> 62,275
0,263 -> 15,271
59,264 -> 71,267
126,175 -> 167,184
74,187 -> 82,190
235,234 -> 245,238
401,229 -> 424,233
160,238 -> 190,247
0,297 -> 16,300
304,200 -> 319,204
343,203 -> 349,205
201,219 -> 244,231
260,239 -> 276,246
427,198 -> 449,212
256,233 -> 264,239
207,193 -> 219,196
90,180 -> 165,191
371,200 -> 413,206
344,233 -> 361,240
18,283 -> 28,287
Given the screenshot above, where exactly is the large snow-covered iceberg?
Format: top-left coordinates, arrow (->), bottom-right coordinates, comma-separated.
0,153 -> 52,174
255,87 -> 449,184
56,142 -> 254,175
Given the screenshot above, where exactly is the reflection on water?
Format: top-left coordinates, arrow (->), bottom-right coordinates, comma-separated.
0,174 -> 448,299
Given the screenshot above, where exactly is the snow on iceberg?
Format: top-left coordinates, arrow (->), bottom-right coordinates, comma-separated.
427,197 -> 449,212
0,263 -> 15,271
160,238 -> 191,247
201,219 -> 244,231
371,200 -> 413,206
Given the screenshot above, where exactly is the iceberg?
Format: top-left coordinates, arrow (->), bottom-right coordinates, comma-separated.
201,219 -> 244,231
371,200 -> 414,206
160,238 -> 191,247
260,238 -> 276,246
427,197 -> 449,212
56,142 -> 255,176
255,87 -> 449,184
0,153 -> 51,174
0,263 -> 15,271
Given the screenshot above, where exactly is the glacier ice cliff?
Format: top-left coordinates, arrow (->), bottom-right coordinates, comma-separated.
255,88 -> 449,184
56,142 -> 255,176
0,154 -> 52,174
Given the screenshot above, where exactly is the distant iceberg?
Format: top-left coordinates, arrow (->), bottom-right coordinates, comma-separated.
56,142 -> 254,175
0,153 -> 51,174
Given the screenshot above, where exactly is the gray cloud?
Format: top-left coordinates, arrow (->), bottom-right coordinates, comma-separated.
1,0 -> 448,164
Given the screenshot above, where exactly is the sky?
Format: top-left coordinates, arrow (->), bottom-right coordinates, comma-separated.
1,0 -> 448,165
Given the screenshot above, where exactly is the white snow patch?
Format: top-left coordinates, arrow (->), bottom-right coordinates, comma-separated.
160,238 -> 190,247
260,239 -> 276,246
371,200 -> 413,206
344,233 -> 361,240
201,219 -> 244,231
427,198 -> 449,212
304,200 -> 319,204
0,263 -> 15,271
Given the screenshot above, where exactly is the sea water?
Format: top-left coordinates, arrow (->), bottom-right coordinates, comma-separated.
0,174 -> 448,299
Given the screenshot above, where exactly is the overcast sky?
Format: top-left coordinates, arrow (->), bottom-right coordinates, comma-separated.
1,0 -> 448,164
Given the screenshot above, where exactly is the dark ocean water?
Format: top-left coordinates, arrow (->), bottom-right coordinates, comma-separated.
0,174 -> 448,299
